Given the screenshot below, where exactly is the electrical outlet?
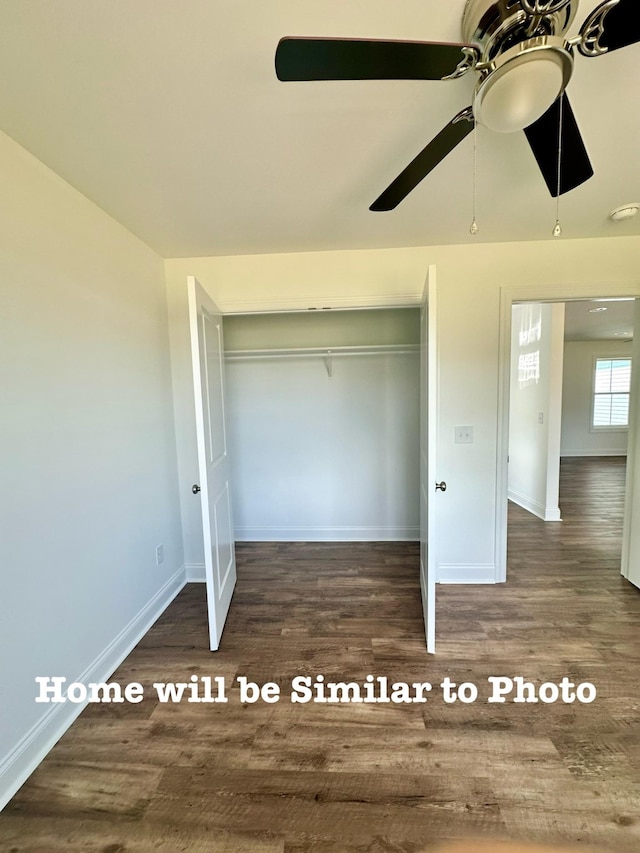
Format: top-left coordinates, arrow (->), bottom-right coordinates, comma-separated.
155,544 -> 164,566
455,425 -> 473,444
538,412 -> 544,424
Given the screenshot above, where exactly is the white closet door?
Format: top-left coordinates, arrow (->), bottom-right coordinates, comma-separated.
622,298 -> 640,588
188,276 -> 237,651
420,265 -> 439,653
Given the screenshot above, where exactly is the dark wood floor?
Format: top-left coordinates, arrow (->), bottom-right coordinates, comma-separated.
1,457 -> 639,852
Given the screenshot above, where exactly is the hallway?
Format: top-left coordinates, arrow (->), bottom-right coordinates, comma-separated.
508,456 -> 628,575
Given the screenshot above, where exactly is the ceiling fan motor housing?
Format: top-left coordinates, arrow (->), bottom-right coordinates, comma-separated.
462,0 -> 577,132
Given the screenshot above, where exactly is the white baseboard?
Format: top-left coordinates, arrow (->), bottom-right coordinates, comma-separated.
0,565 -> 186,813
233,526 -> 420,542
186,562 -> 206,582
508,489 -> 561,522
437,564 -> 496,584
561,449 -> 627,457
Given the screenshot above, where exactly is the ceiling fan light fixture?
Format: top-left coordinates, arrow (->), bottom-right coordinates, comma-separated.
474,37 -> 573,133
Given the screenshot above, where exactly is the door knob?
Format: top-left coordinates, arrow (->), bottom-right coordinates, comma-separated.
435,481 -> 447,492
192,484 -> 201,494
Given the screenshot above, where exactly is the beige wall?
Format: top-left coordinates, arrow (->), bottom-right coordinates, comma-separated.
166,236 -> 640,576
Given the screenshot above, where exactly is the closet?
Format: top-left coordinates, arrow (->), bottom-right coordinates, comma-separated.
222,308 -> 421,541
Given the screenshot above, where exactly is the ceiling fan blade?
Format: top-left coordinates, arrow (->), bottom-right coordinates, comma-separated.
523,93 -> 593,197
578,0 -> 640,55
275,38 -> 478,82
370,107 -> 474,212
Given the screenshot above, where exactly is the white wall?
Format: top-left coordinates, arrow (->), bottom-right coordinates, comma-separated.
508,303 -> 565,521
223,307 -> 420,351
165,235 -> 640,582
225,353 -> 420,541
221,309 -> 420,541
0,132 -> 183,809
561,340 -> 631,456
623,300 -> 640,589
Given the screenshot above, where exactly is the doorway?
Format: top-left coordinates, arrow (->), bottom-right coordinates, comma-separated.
507,298 -> 634,525
497,283 -> 640,586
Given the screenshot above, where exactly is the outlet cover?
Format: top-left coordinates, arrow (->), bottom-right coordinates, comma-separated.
155,544 -> 164,565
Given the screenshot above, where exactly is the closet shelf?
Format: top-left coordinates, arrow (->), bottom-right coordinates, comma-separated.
225,344 -> 420,361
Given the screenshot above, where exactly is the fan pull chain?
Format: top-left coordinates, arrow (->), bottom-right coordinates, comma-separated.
553,95 -> 563,237
469,117 -> 478,236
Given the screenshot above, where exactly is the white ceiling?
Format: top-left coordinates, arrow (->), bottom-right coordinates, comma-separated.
1,1 -> 639,258
563,298 -> 635,340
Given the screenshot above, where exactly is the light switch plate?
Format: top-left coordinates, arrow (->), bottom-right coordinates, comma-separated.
455,425 -> 473,444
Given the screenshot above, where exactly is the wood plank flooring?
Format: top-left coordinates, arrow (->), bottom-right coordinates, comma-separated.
1,457 -> 639,852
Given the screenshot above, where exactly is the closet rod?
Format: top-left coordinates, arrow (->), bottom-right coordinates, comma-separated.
224,344 -> 420,361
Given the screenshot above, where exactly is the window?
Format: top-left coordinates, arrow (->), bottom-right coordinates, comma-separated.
592,357 -> 632,428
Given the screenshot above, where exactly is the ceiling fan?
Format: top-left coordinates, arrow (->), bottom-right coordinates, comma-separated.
275,0 -> 639,211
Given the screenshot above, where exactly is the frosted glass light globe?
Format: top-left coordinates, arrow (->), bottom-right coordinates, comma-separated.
474,39 -> 573,133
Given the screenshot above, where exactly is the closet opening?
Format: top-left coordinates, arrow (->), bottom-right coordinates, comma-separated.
221,307 -> 421,543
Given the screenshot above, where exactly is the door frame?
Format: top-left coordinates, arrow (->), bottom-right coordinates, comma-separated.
495,280 -> 640,582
